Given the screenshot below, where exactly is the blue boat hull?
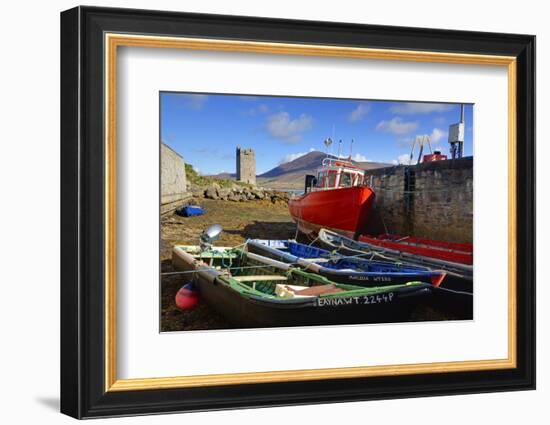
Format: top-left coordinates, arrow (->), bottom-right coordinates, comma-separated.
247,240 -> 446,287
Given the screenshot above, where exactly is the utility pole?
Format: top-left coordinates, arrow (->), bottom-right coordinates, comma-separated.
448,104 -> 465,159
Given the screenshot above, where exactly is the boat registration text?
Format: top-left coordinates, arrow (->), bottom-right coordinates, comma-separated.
316,292 -> 395,307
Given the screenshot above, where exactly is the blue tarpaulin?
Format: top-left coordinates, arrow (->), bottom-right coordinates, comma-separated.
176,205 -> 204,217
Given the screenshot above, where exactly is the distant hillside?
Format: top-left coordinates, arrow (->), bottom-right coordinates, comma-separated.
260,151 -> 328,178
209,172 -> 236,180
187,165 -> 249,189
257,151 -> 391,190
203,151 -> 391,190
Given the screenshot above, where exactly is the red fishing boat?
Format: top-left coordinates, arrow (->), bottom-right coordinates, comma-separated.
288,157 -> 375,239
359,234 -> 473,265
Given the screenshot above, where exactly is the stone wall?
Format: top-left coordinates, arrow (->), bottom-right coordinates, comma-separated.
236,147 -> 256,185
161,143 -> 190,213
363,157 -> 473,243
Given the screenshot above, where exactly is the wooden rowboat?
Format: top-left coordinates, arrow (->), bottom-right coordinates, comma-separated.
246,239 -> 446,287
171,245 -> 435,328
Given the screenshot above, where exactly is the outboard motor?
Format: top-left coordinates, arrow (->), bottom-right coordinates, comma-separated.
200,224 -> 223,252
304,174 -> 317,193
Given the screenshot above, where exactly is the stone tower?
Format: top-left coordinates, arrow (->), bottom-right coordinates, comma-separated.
236,146 -> 256,185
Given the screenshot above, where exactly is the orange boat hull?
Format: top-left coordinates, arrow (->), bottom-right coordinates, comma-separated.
288,186 -> 375,239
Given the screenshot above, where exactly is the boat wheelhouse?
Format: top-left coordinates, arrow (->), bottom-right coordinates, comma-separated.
313,157 -> 366,191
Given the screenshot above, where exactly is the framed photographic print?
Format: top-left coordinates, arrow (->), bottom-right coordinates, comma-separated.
60,6 -> 535,419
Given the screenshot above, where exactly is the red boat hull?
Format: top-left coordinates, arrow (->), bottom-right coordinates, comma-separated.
288,186 -> 375,238
359,234 -> 473,265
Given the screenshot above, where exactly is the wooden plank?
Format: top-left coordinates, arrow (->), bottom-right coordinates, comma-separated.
233,275 -> 287,282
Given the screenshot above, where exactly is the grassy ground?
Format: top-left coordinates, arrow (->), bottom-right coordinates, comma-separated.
185,164 -> 251,189
160,198 -> 470,332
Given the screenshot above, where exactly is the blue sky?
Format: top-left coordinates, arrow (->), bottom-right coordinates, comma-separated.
160,92 -> 473,175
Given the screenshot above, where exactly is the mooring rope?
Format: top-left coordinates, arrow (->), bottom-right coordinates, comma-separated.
161,263 -> 280,276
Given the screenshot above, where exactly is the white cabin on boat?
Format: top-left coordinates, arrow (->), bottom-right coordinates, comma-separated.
313,158 -> 366,191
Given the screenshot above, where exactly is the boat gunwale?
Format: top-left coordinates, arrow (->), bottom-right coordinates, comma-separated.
318,228 -> 474,276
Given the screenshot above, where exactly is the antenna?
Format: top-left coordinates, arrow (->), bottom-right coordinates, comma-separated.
337,139 -> 342,158
349,139 -> 354,160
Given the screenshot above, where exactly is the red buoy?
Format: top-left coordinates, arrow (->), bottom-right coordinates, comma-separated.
175,283 -> 200,310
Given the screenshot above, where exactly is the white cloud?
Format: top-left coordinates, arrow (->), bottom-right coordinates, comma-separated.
433,116 -> 447,125
396,137 -> 414,148
183,94 -> 208,110
389,102 -> 452,115
350,153 -> 370,162
430,128 -> 447,143
279,148 -> 315,164
392,153 -> 415,165
180,94 -> 208,110
376,117 -> 418,135
245,104 -> 270,116
348,102 -> 371,122
266,112 -> 313,143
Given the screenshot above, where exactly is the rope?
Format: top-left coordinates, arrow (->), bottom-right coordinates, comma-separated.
307,235 -> 320,246
161,263 -> 280,276
331,248 -> 403,265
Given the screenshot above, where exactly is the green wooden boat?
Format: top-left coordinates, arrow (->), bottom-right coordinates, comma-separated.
172,245 -> 435,328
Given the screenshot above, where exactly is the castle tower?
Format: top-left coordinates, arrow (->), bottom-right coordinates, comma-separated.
236,146 -> 256,185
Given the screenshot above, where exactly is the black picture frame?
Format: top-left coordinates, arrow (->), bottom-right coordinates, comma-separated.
61,5 -> 535,419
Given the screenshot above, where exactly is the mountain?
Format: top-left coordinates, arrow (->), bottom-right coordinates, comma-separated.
209,172 -> 236,180
259,151 -> 327,178
204,151 -> 391,189
257,151 -> 392,190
